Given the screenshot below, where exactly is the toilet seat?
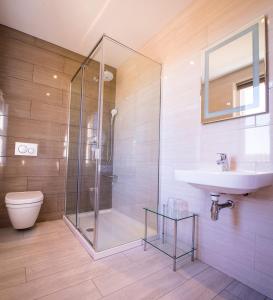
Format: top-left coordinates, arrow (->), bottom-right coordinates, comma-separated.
5,191 -> 43,205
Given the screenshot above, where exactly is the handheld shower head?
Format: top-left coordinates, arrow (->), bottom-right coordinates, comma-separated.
108,108 -> 118,163
111,108 -> 118,118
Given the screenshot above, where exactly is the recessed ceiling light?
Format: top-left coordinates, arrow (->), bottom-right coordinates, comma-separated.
53,74 -> 58,79
46,92 -> 51,97
189,60 -> 195,65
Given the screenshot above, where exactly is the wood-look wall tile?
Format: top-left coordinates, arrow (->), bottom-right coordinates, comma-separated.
4,158 -> 60,177
0,25 -> 89,226
66,142 -> 78,160
34,38 -> 85,63
0,177 -> 27,193
0,192 -> 7,210
40,194 -> 59,214
0,57 -> 33,81
59,124 -> 68,141
31,102 -> 68,125
65,192 -> 77,214
59,158 -> 66,176
63,58 -> 81,76
0,24 -> 35,45
66,177 -> 77,193
30,82 -> 64,106
7,117 -> 65,141
66,125 -> 80,143
0,76 -> 63,106
62,91 -> 70,107
0,96 -> 31,119
0,212 -> 10,227
33,65 -> 70,91
57,193 -> 65,213
37,211 -> 63,222
66,159 -> 78,177
0,38 -> 64,72
27,176 -> 65,194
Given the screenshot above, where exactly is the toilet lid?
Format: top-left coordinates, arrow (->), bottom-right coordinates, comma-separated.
5,191 -> 43,205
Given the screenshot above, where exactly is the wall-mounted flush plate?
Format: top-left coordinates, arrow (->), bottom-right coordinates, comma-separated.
15,142 -> 38,156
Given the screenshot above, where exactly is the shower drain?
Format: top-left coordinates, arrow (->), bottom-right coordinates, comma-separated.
86,228 -> 94,232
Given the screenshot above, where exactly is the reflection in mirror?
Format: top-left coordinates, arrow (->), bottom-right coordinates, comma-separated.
201,17 -> 267,123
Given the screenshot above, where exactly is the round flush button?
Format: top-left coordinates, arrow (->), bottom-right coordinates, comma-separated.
28,148 -> 34,154
18,145 -> 27,153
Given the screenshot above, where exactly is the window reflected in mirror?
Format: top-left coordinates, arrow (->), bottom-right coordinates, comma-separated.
201,17 -> 267,124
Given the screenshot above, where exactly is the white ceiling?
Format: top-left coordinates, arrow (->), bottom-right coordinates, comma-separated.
0,0 -> 193,56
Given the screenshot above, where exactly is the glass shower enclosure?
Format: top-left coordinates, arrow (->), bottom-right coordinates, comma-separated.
65,35 -> 161,254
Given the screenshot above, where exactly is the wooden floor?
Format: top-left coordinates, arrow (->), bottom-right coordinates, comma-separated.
0,220 -> 269,300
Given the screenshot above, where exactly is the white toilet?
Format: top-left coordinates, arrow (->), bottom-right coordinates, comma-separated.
5,191 -> 43,229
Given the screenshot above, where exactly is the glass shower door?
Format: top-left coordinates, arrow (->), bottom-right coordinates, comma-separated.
95,37 -> 161,251
77,45 -> 103,245
65,44 -> 103,247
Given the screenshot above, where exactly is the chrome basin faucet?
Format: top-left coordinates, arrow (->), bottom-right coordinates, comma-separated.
216,153 -> 229,171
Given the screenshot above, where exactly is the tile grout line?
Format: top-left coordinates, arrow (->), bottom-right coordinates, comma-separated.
91,278 -> 104,299
94,257 -> 209,299
211,279 -> 236,300
34,277 -> 103,300
156,263 -> 211,300
25,257 -> 93,283
91,260 -> 173,297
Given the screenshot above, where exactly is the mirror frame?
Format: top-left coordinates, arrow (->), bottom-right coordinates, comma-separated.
201,16 -> 267,124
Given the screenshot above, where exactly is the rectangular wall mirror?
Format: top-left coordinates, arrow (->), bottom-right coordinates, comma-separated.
201,17 -> 267,124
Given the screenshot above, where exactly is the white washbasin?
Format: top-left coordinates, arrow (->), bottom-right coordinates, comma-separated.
175,169 -> 273,195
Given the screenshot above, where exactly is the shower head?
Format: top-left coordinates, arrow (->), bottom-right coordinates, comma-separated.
104,70 -> 114,81
93,70 -> 114,82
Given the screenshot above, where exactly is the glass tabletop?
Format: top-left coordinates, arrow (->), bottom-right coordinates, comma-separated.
143,207 -> 195,221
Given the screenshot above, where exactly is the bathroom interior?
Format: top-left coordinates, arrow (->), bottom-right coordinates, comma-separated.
0,0 -> 273,299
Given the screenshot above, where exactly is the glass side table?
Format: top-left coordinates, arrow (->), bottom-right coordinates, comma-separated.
143,207 -> 197,271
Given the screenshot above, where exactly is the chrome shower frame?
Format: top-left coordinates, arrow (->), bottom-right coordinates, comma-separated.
65,34 -> 162,254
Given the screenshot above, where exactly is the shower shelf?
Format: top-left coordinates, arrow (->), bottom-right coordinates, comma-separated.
143,207 -> 197,271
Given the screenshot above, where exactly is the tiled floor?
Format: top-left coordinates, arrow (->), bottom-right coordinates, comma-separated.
0,220 -> 269,300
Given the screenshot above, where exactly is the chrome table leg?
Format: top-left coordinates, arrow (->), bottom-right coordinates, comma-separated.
173,220 -> 177,271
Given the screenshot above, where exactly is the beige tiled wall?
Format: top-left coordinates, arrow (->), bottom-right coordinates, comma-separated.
141,0 -> 273,297
0,24 -> 84,227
